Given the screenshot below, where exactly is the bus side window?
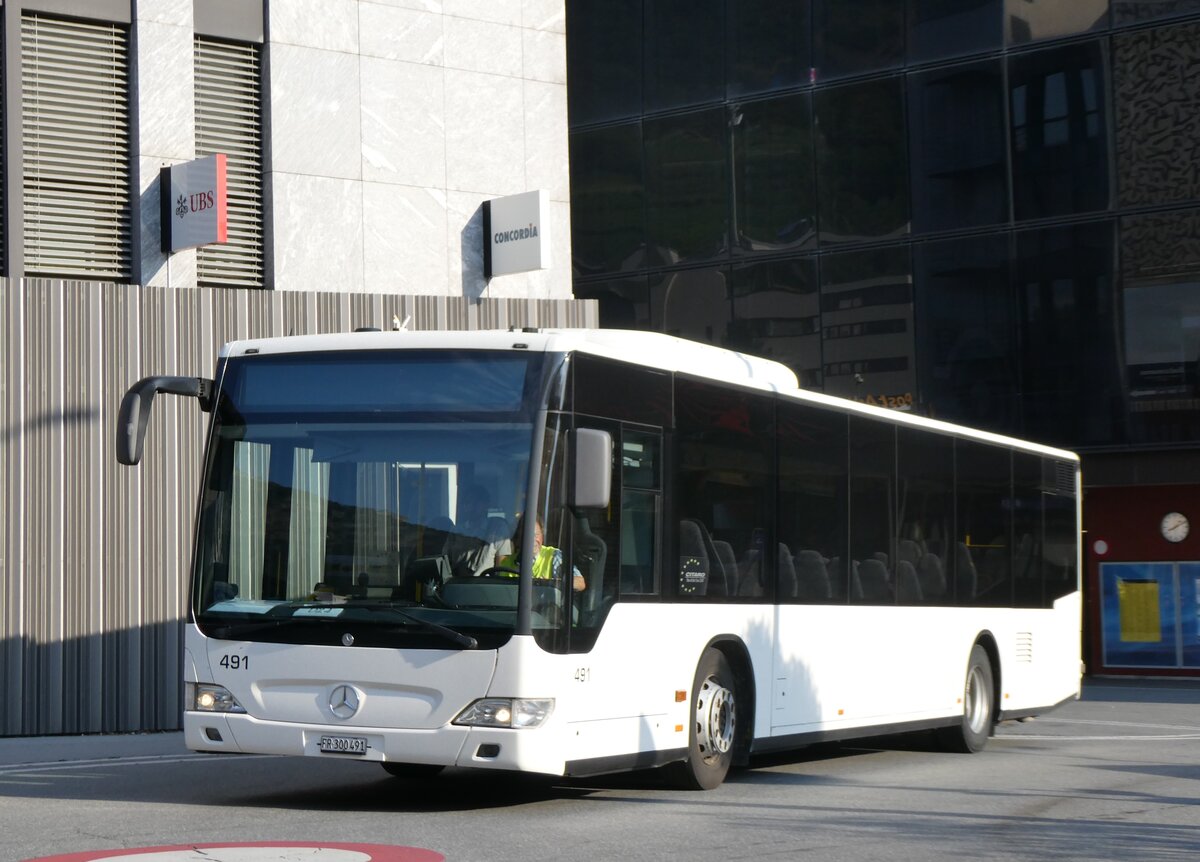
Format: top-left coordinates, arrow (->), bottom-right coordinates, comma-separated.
620,429 -> 661,596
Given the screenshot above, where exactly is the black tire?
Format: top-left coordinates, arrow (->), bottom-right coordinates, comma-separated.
937,644 -> 995,753
380,762 -> 445,779
667,648 -> 738,790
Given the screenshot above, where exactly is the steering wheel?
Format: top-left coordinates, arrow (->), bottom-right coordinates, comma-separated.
477,566 -> 520,578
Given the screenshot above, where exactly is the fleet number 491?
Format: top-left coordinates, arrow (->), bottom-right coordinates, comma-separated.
219,654 -> 248,670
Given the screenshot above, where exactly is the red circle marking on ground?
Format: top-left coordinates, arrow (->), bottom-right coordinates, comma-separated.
23,842 -> 444,862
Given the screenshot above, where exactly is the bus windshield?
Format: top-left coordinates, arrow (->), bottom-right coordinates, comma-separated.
192,349 -> 550,650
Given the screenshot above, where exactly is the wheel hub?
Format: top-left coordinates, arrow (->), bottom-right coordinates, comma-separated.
965,665 -> 990,735
695,676 -> 735,757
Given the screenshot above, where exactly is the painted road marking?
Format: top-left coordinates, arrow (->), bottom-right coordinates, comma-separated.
0,755 -> 278,776
24,842 -> 443,862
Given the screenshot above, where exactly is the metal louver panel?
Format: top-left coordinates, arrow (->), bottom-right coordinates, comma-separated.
195,38 -> 264,288
22,13 -> 132,280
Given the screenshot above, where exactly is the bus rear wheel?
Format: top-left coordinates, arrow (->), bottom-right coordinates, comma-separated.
668,647 -> 737,790
937,644 -> 994,753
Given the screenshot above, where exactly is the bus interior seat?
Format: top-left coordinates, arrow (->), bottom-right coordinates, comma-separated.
737,551 -> 764,597
794,549 -> 831,601
700,524 -> 730,596
573,513 -> 607,606
898,538 -> 922,567
856,558 -> 891,603
712,540 -> 741,595
955,542 -> 978,601
678,518 -> 712,596
1013,532 -> 1034,579
895,559 -> 922,603
917,552 -> 946,601
777,544 -> 798,599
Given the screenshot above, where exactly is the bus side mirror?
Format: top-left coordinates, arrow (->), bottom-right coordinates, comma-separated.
572,428 -> 612,509
116,375 -> 214,466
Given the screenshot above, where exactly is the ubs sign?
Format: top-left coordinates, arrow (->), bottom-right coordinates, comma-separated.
161,154 -> 229,253
484,189 -> 551,278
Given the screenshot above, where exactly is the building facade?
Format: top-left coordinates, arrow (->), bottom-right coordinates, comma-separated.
1,0 -> 594,737
565,0 -> 1200,676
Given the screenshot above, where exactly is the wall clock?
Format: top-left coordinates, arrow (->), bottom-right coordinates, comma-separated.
1161,511 -> 1189,543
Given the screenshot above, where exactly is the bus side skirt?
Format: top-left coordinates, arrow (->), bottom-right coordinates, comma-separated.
564,746 -> 689,778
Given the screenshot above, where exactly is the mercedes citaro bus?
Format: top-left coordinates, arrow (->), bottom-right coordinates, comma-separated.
117,328 -> 1081,789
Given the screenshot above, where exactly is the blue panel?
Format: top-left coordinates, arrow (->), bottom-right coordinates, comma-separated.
1180,563 -> 1200,669
1100,562 -> 1177,668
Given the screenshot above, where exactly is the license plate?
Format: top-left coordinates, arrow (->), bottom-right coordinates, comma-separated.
319,734 -> 367,755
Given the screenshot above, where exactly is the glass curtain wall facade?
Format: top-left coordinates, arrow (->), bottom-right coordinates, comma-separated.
566,0 -> 1200,453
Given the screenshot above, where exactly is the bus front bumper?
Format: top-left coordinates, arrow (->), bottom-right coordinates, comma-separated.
184,711 -> 567,776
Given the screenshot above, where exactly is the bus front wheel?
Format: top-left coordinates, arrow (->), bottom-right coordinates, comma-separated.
668,647 -> 737,790
937,644 -> 994,753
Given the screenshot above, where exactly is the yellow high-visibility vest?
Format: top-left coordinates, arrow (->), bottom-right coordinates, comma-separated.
497,546 -> 560,580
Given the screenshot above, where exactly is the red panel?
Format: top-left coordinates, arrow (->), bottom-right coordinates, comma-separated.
1083,483 -> 1200,676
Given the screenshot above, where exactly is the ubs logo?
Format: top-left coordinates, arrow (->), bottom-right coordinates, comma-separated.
175,191 -> 216,219
329,685 -> 360,719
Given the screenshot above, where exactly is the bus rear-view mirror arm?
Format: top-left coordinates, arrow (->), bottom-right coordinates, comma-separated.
572,428 -> 612,509
116,375 -> 215,466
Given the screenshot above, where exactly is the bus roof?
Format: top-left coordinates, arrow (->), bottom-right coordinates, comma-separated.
221,328 -> 801,392
219,328 -> 1078,463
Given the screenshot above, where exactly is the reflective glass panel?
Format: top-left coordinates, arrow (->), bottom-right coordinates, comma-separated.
727,0 -> 812,96
730,258 -> 822,388
1009,41 -> 1112,220
812,0 -> 904,80
732,94 -> 817,254
908,61 -> 1007,233
1121,209 -> 1200,446
1114,22 -> 1200,208
820,246 -> 915,405
573,276 -> 652,331
651,266 -> 731,345
1112,0 -> 1200,24
1006,0 -> 1108,44
814,78 -> 910,244
644,109 -> 729,265
644,0 -> 725,111
908,0 -> 1001,63
1015,221 -> 1123,448
565,0 -> 643,125
913,233 -> 1018,433
568,124 -> 646,277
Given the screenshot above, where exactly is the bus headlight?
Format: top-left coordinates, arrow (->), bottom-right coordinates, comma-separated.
188,683 -> 246,714
453,698 -> 553,728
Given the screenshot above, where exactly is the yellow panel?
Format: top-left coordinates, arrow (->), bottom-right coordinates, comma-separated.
1118,580 -> 1161,643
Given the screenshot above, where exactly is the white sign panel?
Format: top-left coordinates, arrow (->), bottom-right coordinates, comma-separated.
162,154 -> 228,253
487,189 -> 551,278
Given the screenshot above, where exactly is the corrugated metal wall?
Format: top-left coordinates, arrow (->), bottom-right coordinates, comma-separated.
0,278 -> 597,736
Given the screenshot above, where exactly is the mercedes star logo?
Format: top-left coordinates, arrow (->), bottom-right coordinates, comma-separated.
329,684 -> 360,720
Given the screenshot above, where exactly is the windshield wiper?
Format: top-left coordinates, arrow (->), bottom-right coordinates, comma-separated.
347,601 -> 478,649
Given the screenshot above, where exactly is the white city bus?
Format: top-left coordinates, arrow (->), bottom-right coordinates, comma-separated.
117,328 -> 1081,789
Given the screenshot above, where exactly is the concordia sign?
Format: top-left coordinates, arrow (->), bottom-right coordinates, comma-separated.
484,189 -> 551,278
161,154 -> 229,253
